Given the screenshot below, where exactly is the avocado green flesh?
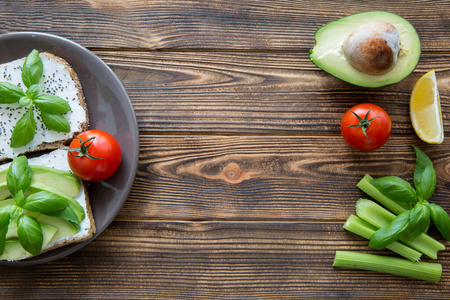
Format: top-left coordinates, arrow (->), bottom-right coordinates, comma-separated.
0,175 -> 84,224
0,183 -> 8,201
0,166 -> 83,260
25,210 -> 79,243
0,205 -> 79,260
0,166 -> 80,198
0,241 -> 26,261
1,222 -> 58,261
27,182 -> 85,224
309,11 -> 421,87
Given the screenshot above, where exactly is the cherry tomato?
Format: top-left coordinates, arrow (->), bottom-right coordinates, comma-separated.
67,130 -> 122,181
340,103 -> 392,151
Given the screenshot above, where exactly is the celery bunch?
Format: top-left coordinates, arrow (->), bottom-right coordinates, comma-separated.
334,145 -> 449,282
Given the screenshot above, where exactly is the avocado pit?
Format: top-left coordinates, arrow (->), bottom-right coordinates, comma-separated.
342,21 -> 401,75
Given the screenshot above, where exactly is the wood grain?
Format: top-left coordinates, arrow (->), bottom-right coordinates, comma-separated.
0,220 -> 447,299
2,0 -> 450,298
116,135 -> 450,221
0,0 -> 448,51
94,51 -> 450,134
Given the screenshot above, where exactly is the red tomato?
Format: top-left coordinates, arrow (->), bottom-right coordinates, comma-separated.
340,103 -> 392,151
67,130 -> 122,181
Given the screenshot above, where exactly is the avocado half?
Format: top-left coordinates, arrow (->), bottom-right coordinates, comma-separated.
309,11 -> 421,88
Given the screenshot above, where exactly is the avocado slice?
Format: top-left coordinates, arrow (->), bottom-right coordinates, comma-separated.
0,166 -> 80,198
27,182 -> 85,224
24,210 -> 79,243
309,11 -> 421,87
0,241 -> 26,261
6,220 -> 58,247
1,221 -> 58,261
0,175 -> 84,224
0,182 -> 9,201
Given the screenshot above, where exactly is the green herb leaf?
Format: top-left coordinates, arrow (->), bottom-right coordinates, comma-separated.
0,205 -> 13,215
17,214 -> 43,255
24,191 -> 68,213
0,82 -> 25,104
21,49 -> 43,88
6,156 -> 32,196
369,210 -> 411,250
18,96 -> 32,107
0,211 -> 11,255
406,203 -> 431,241
33,94 -> 71,113
412,145 -> 436,201
9,205 -> 23,220
428,203 -> 450,240
45,207 -> 80,224
40,111 -> 70,133
371,176 -> 417,203
10,108 -> 36,148
13,190 -> 25,207
26,84 -> 41,100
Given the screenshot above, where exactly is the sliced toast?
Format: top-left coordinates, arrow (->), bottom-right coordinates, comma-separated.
0,52 -> 89,161
0,149 -> 96,261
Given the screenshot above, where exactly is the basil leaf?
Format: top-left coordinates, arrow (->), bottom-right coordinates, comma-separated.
406,203 -> 430,241
9,205 -> 23,220
412,145 -> 436,201
6,156 -> 32,196
0,211 -> 11,255
17,214 -> 43,255
369,210 -> 411,250
10,108 -> 36,148
428,203 -> 450,240
416,164 -> 435,200
40,111 -> 70,133
45,207 -> 79,224
21,49 -> 43,88
0,205 -> 13,215
13,190 -> 25,207
26,84 -> 41,100
19,96 -> 32,107
371,176 -> 417,203
411,145 -> 436,200
33,95 -> 71,113
24,191 -> 68,213
0,82 -> 25,104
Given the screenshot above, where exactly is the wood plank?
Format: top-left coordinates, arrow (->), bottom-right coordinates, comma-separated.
0,220 -> 447,299
95,51 -> 450,134
0,1 -> 448,51
119,135 -> 450,220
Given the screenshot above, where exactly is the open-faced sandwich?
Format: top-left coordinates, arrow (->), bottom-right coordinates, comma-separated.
0,50 -> 96,261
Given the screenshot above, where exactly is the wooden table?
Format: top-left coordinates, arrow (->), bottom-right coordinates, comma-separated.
1,1 -> 449,299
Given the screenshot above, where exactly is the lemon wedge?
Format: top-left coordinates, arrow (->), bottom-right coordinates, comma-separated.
410,70 -> 444,144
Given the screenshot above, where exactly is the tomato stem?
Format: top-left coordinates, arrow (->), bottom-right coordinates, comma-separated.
346,108 -> 380,141
66,136 -> 104,160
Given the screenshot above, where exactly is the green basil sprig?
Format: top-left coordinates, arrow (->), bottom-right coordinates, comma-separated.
17,214 -> 43,256
369,145 -> 450,249
0,49 -> 72,148
0,156 -> 79,256
0,212 -> 11,255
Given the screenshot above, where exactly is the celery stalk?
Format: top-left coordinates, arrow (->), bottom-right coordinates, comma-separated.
356,199 -> 445,259
344,215 -> 422,262
357,174 -> 410,215
333,251 -> 442,282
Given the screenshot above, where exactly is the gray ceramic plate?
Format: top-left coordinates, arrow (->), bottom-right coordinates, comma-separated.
0,32 -> 139,266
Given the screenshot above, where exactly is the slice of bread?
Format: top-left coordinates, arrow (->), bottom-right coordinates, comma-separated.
0,52 -> 89,161
0,149 -> 96,261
